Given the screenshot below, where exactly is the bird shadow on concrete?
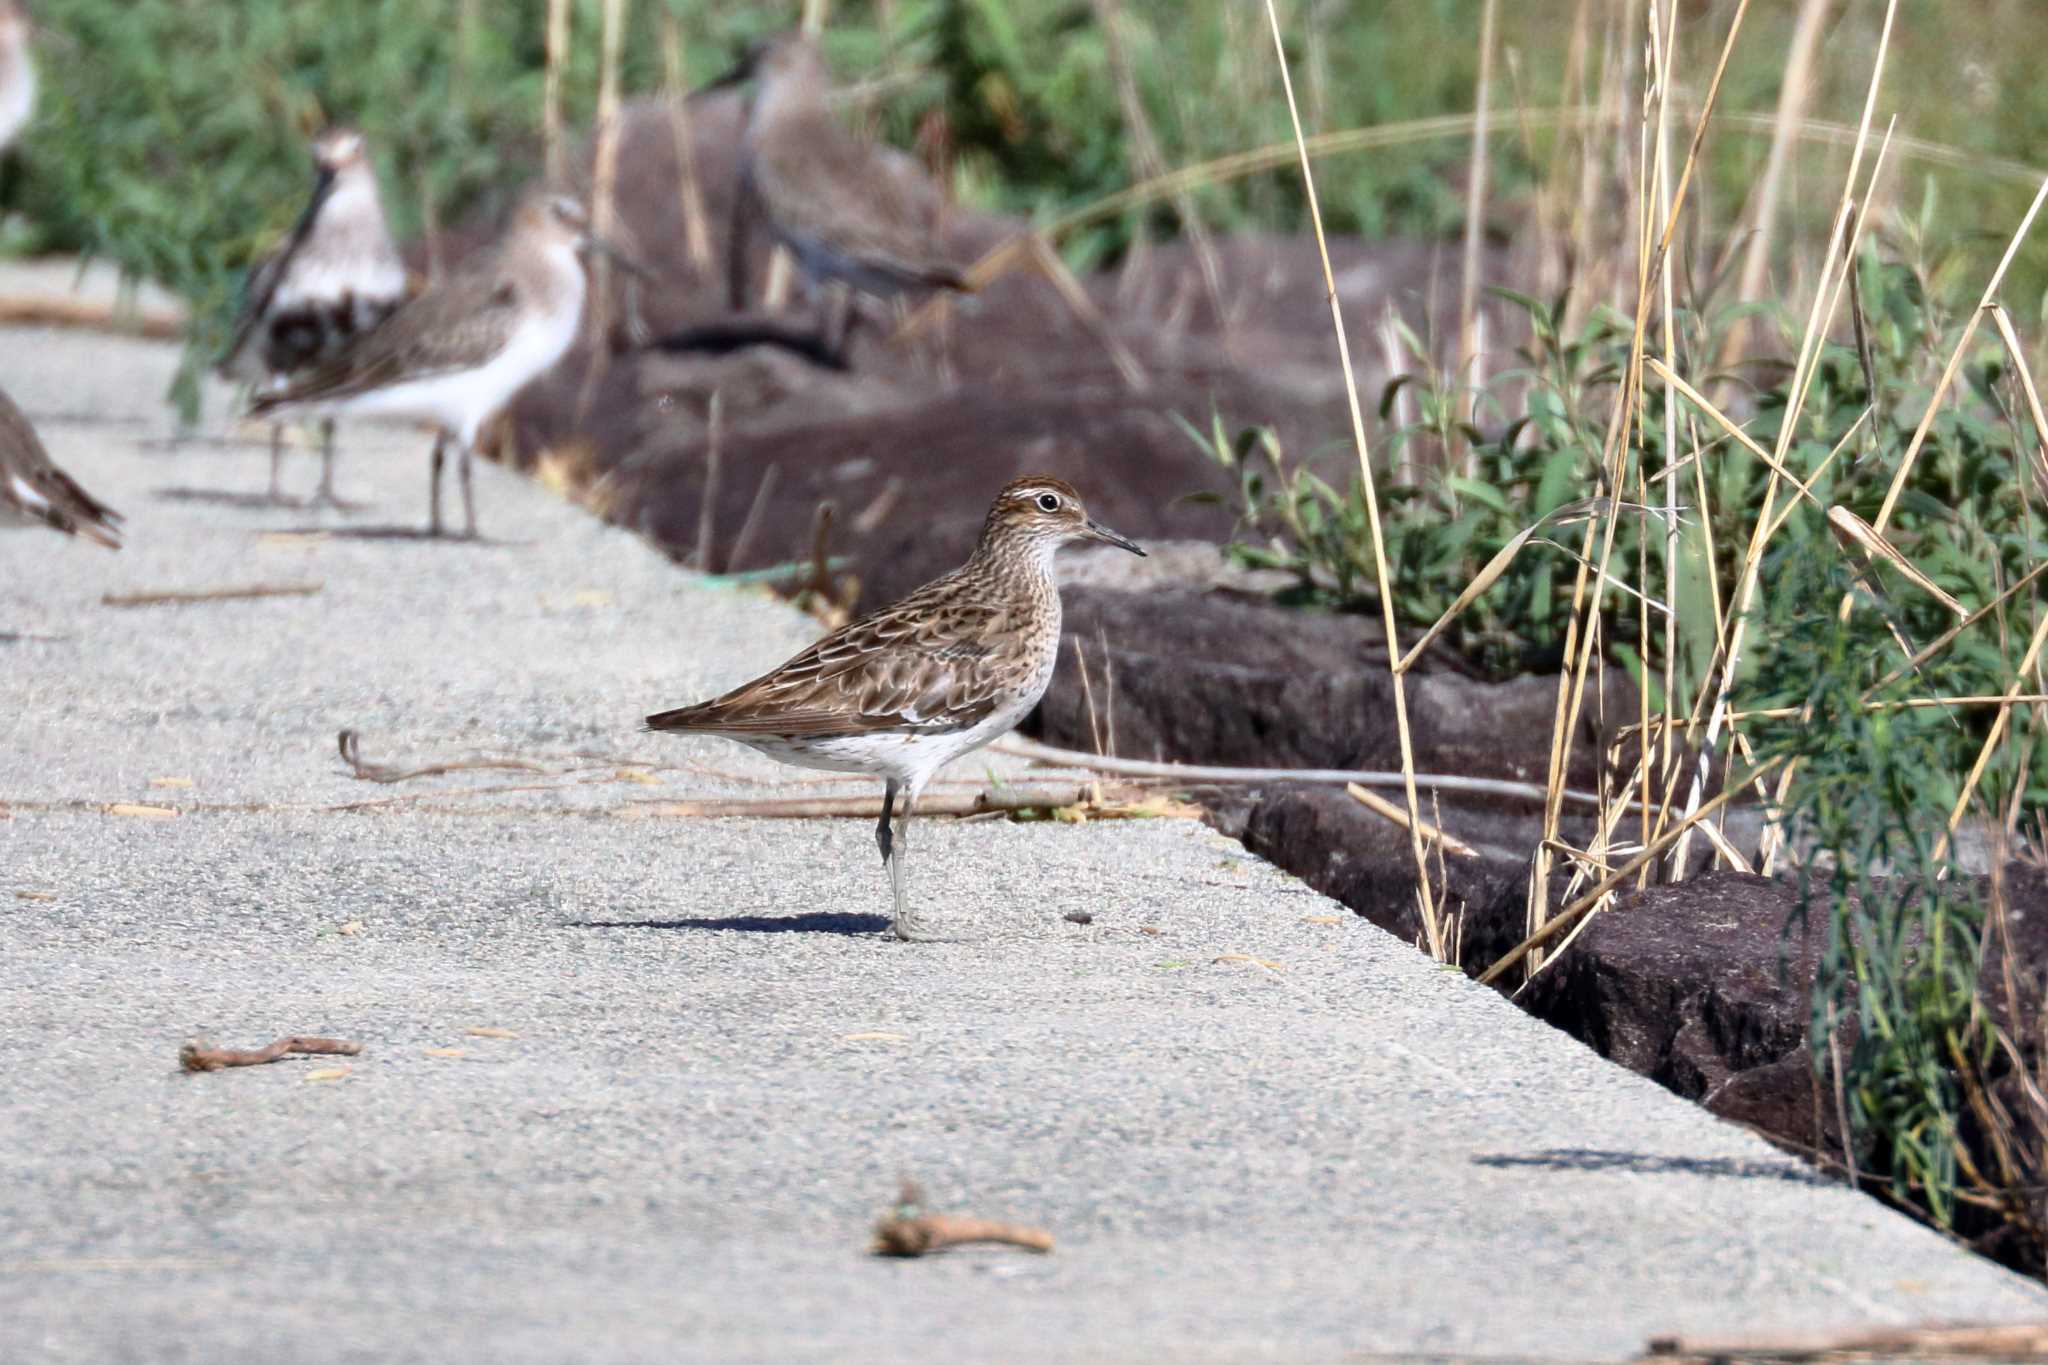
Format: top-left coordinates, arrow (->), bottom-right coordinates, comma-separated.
569,912 -> 892,936
263,524 -> 530,547
1471,1148 -> 1827,1185
152,485 -> 308,510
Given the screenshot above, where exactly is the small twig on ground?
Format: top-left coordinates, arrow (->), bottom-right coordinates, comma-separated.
102,582 -> 322,608
337,730 -> 550,785
0,294 -> 185,338
624,782 -> 1170,820
870,1179 -> 1052,1258
1644,1320 -> 2048,1362
180,1036 -> 363,1072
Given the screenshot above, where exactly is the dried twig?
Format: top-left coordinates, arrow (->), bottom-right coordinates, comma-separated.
870,1180 -> 1052,1257
336,729 -> 549,785
102,582 -> 322,608
180,1036 -> 362,1073
1644,1320 -> 2048,1362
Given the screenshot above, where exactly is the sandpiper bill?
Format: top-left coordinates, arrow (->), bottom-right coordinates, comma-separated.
646,476 -> 1143,940
221,127 -> 407,505
712,32 -> 970,358
0,381 -> 121,548
251,190 -> 640,538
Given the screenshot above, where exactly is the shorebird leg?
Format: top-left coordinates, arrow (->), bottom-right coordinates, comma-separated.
428,433 -> 447,536
458,440 -> 477,539
876,778 -> 899,865
311,417 -> 349,508
821,283 -> 856,366
266,423 -> 285,502
890,779 -> 936,942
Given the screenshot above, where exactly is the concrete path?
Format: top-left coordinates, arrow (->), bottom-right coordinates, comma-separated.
1,314 -> 2042,1363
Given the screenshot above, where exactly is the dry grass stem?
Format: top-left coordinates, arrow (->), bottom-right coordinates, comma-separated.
1346,783 -> 1478,859
102,582 -> 322,608
542,0 -> 571,184
1261,0 -> 1442,959
660,14 -> 715,274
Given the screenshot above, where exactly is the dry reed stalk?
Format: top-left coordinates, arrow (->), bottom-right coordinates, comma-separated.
1452,0 -> 1497,479
1863,189 -> 2048,547
1933,610 -> 2048,864
661,13 -> 715,274
1091,0 -> 1230,337
584,0 -> 630,346
761,0 -> 832,311
1478,756 -> 1786,988
693,390 -> 722,572
1528,0 -> 1750,961
1345,784 -> 1477,859
1669,4 -> 1898,872
1261,0 -> 1442,960
1645,0 -> 1680,884
1721,0 -> 1833,365
543,0 -> 572,185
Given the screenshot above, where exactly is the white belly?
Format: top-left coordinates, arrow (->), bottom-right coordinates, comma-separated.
728,694 -> 1039,788
321,298 -> 581,445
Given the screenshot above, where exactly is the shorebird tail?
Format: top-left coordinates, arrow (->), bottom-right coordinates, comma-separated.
644,704 -> 712,733
9,465 -> 123,549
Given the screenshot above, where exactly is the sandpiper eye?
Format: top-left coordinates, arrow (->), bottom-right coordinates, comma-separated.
1035,493 -> 1060,512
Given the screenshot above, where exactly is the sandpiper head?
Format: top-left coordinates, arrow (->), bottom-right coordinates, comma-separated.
311,126 -> 369,174
982,476 -> 1145,558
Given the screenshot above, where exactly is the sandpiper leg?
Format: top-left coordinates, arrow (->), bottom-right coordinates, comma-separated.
312,417 -> 343,507
428,434 -> 446,536
889,779 -> 937,942
458,441 -> 477,539
876,778 -> 898,865
267,424 -> 285,501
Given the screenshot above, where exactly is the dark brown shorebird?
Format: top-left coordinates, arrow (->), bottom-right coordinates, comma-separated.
221,127 -> 407,505
646,477 -> 1143,940
251,191 -> 640,538
713,32 -> 970,357
0,381 -> 121,548
0,0 -> 34,154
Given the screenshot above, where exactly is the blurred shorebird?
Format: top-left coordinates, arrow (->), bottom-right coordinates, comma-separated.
0,381 -> 120,549
645,477 -> 1143,941
221,127 -> 407,505
252,191 -> 644,539
0,0 -> 35,155
712,32 -> 970,359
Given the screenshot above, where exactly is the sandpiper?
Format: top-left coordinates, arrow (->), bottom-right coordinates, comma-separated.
0,0 -> 35,155
645,476 -> 1143,940
714,33 -> 969,354
0,381 -> 121,548
220,127 -> 407,505
251,190 -> 633,538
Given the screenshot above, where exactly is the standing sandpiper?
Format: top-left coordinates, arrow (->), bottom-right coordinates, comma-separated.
220,127 -> 407,506
0,0 -> 35,155
645,477 -> 1143,940
714,32 -> 969,356
251,191 -> 631,538
0,381 -> 121,548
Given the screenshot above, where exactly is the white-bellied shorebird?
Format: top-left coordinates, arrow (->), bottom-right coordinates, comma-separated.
712,32 -> 970,356
646,476 -> 1143,940
251,191 -> 641,538
220,127 -> 407,505
0,381 -> 120,548
0,0 -> 35,155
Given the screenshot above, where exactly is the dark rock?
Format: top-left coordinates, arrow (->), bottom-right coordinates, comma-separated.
1520,872 -> 1835,1148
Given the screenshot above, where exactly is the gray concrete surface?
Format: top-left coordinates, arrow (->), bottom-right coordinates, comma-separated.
2,313 -> 2043,1363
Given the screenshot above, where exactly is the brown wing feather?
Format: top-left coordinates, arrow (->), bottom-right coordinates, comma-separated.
0,384 -> 121,548
249,274 -> 518,412
647,574 -> 1013,738
751,115 -> 967,290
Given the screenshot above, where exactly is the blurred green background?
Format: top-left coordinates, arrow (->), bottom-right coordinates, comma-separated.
10,0 -> 2048,410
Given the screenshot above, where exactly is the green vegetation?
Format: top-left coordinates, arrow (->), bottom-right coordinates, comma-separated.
15,1 -> 2048,413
